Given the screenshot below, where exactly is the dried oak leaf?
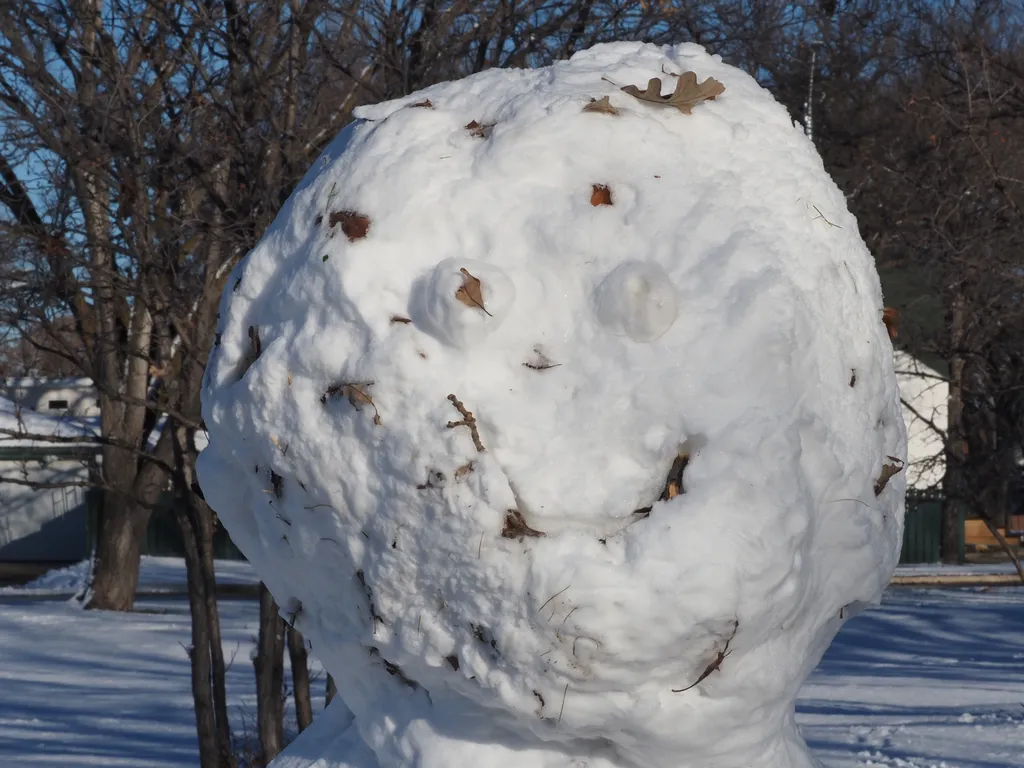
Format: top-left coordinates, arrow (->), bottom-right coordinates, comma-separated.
621,72 -> 725,115
328,210 -> 371,242
882,307 -> 899,340
582,95 -> 619,115
455,268 -> 492,316
590,184 -> 613,206
502,509 -> 545,540
873,456 -> 905,496
465,120 -> 494,138
409,99 -> 434,109
322,382 -> 382,426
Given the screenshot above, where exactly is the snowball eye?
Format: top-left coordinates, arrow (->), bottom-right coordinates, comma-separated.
411,258 -> 516,349
593,261 -> 678,342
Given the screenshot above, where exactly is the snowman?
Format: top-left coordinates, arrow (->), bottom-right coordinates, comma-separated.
199,41 -> 906,768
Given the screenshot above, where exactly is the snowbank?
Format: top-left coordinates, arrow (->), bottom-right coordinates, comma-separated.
199,42 -> 907,768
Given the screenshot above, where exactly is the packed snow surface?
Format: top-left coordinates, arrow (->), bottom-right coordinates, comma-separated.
4,588 -> 1024,768
199,41 -> 907,768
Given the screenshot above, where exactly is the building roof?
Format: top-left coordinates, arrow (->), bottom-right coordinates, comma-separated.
0,395 -> 99,456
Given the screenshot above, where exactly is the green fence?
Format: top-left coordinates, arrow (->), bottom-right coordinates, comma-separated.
900,492 -> 943,563
143,498 -> 245,560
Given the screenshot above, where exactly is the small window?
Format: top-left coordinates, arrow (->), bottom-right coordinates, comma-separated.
48,399 -> 69,410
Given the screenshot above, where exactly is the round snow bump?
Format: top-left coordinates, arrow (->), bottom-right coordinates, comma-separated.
411,258 -> 516,349
593,261 -> 678,342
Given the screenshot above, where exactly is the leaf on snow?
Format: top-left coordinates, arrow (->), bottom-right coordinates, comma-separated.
873,456 -> 905,496
465,120 -> 494,138
502,509 -> 545,540
582,96 -> 619,115
322,381 -> 381,426
455,268 -> 492,316
590,184 -> 613,206
328,210 -> 371,242
620,72 -> 725,115
409,99 -> 434,109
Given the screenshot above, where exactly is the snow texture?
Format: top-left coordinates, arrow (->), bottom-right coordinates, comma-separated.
198,41 -> 908,768
5,588 -> 1024,768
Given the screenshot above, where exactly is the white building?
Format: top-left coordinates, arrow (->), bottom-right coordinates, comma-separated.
0,377 -> 100,419
894,351 -> 947,491
0,394 -> 99,561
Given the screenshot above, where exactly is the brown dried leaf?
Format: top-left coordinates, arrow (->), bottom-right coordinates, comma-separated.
455,268 -> 492,316
582,96 -> 620,115
621,72 -> 725,115
329,210 -> 371,242
465,120 -> 494,138
409,99 -> 434,109
873,456 -> 905,496
590,184 -> 613,206
882,307 -> 899,340
322,381 -> 381,426
502,509 -> 545,540
454,461 -> 474,480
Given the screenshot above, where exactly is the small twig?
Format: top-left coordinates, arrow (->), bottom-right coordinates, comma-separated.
811,204 -> 841,228
538,585 -> 571,614
446,394 -> 485,452
672,620 -> 739,693
557,683 -> 569,724
826,497 -> 872,508
304,503 -> 335,511
560,606 -> 580,626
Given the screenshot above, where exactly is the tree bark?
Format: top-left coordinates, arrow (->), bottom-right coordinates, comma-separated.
176,497 -> 220,768
173,424 -> 237,768
942,290 -> 967,564
256,583 -> 286,763
287,626 -> 314,733
87,492 -> 148,610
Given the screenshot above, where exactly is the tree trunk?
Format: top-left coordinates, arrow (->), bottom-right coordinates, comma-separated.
942,291 -> 967,564
87,433 -> 174,611
173,424 -> 237,768
256,583 -> 286,763
87,492 -> 148,611
200,500 -> 235,765
176,499 -> 221,768
287,626 -> 314,733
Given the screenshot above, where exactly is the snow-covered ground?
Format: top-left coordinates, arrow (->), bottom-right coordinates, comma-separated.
0,556 -> 260,597
0,594 -> 324,768
0,585 -> 1020,768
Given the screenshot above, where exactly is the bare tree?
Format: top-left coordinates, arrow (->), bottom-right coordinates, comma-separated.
288,627 -> 315,734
